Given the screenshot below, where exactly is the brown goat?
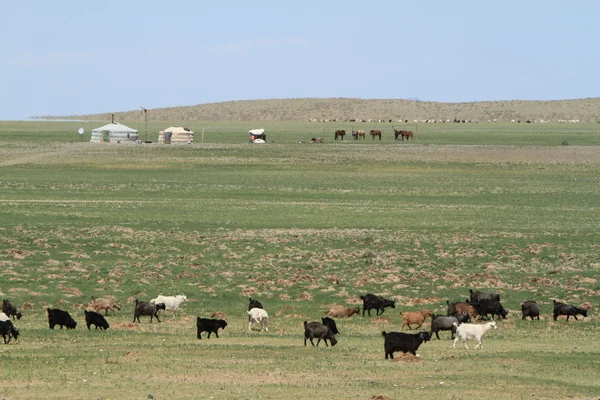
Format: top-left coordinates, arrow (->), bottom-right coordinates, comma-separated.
448,300 -> 479,321
326,305 -> 360,318
88,297 -> 121,316
401,310 -> 432,330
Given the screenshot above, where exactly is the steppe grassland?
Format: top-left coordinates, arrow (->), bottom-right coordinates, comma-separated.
0,120 -> 599,399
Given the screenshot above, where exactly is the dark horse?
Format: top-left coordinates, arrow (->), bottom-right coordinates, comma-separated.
351,130 -> 358,140
369,130 -> 381,140
335,130 -> 345,140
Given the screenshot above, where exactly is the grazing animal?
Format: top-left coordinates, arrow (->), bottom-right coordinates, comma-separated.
84,310 -> 110,330
248,307 -> 269,331
470,299 -> 508,320
382,330 -> 431,359
351,130 -> 358,140
149,294 -> 187,312
133,300 -> 166,323
311,137 -> 324,143
47,308 -> 77,329
334,130 -> 345,140
430,314 -> 468,340
2,299 -> 22,320
469,289 -> 500,303
248,298 -> 263,311
303,321 -> 338,347
553,300 -> 588,321
88,297 -> 121,316
402,130 -> 414,141
0,320 -> 19,344
361,294 -> 395,317
369,129 -> 382,140
0,312 -> 9,322
453,321 -> 497,349
196,317 -> 228,339
401,310 -> 432,330
321,317 -> 339,335
521,300 -> 540,320
357,130 -> 366,139
325,305 -> 360,318
447,300 -> 479,321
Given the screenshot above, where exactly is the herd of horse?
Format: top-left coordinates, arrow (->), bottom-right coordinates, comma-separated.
333,129 -> 414,141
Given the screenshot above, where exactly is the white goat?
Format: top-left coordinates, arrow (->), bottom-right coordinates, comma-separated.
248,307 -> 269,331
150,294 -> 187,311
0,312 -> 9,322
453,321 -> 497,349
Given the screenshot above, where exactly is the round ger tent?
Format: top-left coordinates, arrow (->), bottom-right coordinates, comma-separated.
90,122 -> 139,143
158,126 -> 194,144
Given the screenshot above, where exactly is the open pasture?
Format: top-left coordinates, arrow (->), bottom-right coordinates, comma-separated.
1,120 -> 599,399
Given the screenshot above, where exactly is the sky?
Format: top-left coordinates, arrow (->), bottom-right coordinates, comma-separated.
1,0 -> 599,120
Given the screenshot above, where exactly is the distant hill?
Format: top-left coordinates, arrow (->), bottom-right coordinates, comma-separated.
41,97 -> 600,123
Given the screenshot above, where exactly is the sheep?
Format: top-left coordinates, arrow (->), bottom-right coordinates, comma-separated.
382,330 -> 431,359
0,319 -> 19,344
553,300 -> 588,321
84,310 -> 110,330
430,313 -> 468,340
521,300 -> 540,320
149,294 -> 187,312
401,310 -> 432,330
88,297 -> 121,316
248,298 -> 263,311
447,300 -> 479,321
453,321 -> 497,349
470,299 -> 508,320
47,308 -> 77,329
321,317 -> 339,335
469,289 -> 500,303
2,299 -> 22,320
196,317 -> 227,339
361,294 -> 395,316
133,299 -> 166,323
248,307 -> 269,331
303,321 -> 338,347
325,305 -> 360,318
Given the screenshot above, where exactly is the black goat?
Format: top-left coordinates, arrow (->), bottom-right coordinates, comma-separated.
521,301 -> 540,320
469,289 -> 500,302
248,298 -> 263,311
196,317 -> 227,339
303,321 -> 338,347
133,299 -> 166,323
430,314 -> 468,340
47,308 -> 77,329
382,330 -> 431,359
321,317 -> 339,335
360,294 -> 395,316
84,310 -> 110,330
553,300 -> 588,321
2,299 -> 22,320
470,299 -> 508,320
0,320 -> 19,344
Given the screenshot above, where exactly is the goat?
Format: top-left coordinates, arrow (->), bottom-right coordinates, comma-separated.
47,308 -> 77,329
196,317 -> 227,339
0,312 -> 9,322
0,320 -> 19,344
469,289 -> 500,302
382,330 -> 431,359
2,299 -> 22,320
521,301 -> 540,320
321,317 -> 339,335
248,307 -> 269,331
430,313 -> 468,340
304,321 -> 338,347
88,297 -> 121,316
133,299 -> 166,323
453,321 -> 497,349
401,310 -> 432,330
470,299 -> 508,320
84,310 -> 110,330
149,294 -> 187,312
553,300 -> 588,321
248,298 -> 263,311
325,305 -> 360,318
447,300 -> 479,321
361,294 -> 395,317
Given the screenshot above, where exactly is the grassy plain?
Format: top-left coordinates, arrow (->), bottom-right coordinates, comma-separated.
0,120 -> 599,400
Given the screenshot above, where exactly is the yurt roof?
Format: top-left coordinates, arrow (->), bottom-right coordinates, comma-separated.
160,126 -> 194,134
249,128 -> 265,135
92,122 -> 138,133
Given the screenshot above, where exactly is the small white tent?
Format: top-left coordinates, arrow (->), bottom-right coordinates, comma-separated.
90,122 -> 139,143
158,126 -> 194,144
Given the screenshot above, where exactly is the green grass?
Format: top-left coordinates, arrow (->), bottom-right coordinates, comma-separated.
1,120 -> 599,399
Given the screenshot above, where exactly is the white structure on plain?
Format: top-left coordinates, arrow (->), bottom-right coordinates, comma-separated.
90,122 -> 139,143
158,126 -> 194,144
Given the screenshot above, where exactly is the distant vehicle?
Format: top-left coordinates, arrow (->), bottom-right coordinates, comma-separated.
249,128 -> 266,143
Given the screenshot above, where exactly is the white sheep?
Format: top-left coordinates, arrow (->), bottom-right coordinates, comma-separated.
453,321 -> 497,349
248,307 -> 269,331
149,294 -> 187,312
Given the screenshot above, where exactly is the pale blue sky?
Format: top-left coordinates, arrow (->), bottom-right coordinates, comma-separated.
1,0 -> 598,120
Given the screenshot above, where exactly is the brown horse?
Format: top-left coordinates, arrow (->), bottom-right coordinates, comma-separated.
335,130 -> 345,140
369,130 -> 381,140
403,131 -> 414,141
358,130 -> 365,140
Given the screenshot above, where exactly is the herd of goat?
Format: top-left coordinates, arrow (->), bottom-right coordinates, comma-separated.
0,290 -> 591,359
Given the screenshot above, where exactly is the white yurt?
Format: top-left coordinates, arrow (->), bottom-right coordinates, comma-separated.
158,126 -> 194,144
90,122 -> 139,143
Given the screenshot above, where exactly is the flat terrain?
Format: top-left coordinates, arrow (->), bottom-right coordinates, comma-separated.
1,120 -> 599,400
